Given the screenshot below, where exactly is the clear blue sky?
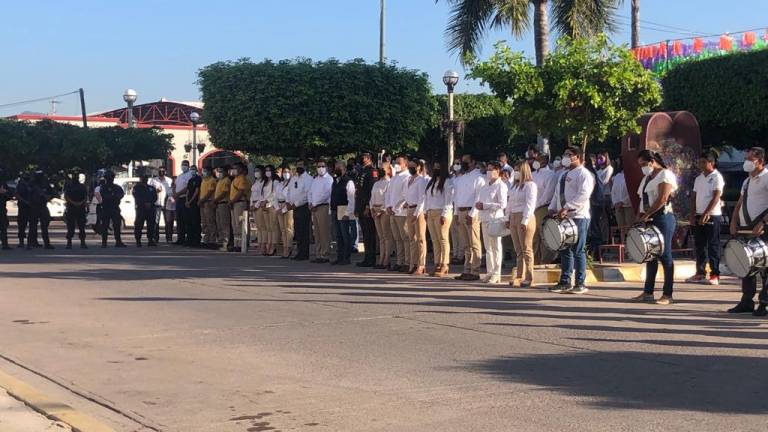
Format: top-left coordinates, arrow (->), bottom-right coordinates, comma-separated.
2,0 -> 767,116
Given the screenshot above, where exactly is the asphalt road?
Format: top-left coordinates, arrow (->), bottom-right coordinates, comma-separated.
0,231 -> 766,431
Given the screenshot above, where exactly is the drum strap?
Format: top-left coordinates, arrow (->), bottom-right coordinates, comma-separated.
742,178 -> 753,227
559,172 -> 567,209
642,175 -> 671,218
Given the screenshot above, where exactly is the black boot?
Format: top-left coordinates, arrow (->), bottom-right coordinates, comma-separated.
66,239 -> 72,249
80,240 -> 88,249
728,301 -> 755,314
754,304 -> 767,317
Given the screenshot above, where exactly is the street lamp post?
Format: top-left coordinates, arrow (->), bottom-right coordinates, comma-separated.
190,111 -> 200,167
123,89 -> 138,176
442,70 -> 459,166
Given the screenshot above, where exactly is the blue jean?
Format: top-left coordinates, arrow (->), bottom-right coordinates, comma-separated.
332,211 -> 356,261
645,212 -> 676,297
559,218 -> 590,286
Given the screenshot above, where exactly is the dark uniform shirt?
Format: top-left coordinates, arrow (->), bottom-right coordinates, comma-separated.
132,183 -> 158,209
0,188 -> 9,216
187,175 -> 202,205
100,183 -> 125,211
64,182 -> 87,208
355,165 -> 375,216
15,180 -> 30,207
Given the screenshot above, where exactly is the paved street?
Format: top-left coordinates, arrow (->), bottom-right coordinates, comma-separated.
0,234 -> 767,431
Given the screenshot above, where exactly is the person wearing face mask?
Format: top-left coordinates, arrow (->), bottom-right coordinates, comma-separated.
453,154 -> 486,281
474,161 -> 507,284
355,153 -> 378,267
528,147 -> 557,264
213,166 -> 232,251
404,159 -> 430,275
610,158 -> 634,229
728,147 -> 768,316
199,167 -> 218,248
289,159 -> 314,260
425,161 -> 454,277
330,162 -> 357,265
632,150 -> 678,305
370,164 -> 392,269
308,160 -> 334,263
99,170 -> 126,248
250,166 -> 267,254
450,158 -> 465,265
229,163 -> 251,252
166,178 -> 177,241
64,170 -> 88,249
262,165 -> 280,256
548,146 -> 595,294
686,151 -> 724,286
173,160 -> 193,245
133,173 -> 158,247
385,155 -> 412,272
507,161 -> 538,287
184,166 -> 202,247
150,167 -> 173,243
498,152 -> 511,172
276,164 -> 295,258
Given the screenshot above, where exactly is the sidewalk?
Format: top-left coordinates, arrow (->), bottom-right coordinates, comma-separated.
0,388 -> 72,432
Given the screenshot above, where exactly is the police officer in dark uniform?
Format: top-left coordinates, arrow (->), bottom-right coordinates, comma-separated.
15,172 -> 32,248
27,171 -> 54,250
100,171 -> 126,248
64,171 -> 88,249
0,174 -> 11,251
133,174 -> 158,247
185,166 -> 202,247
355,152 -> 377,267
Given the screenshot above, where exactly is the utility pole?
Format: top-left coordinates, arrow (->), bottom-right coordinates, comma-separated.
79,88 -> 88,128
379,0 -> 385,63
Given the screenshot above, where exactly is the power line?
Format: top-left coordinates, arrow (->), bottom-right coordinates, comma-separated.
615,14 -> 709,36
614,17 -> 703,38
0,90 -> 79,110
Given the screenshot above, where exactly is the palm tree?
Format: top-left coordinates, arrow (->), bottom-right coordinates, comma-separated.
630,0 -> 639,48
441,0 -> 621,66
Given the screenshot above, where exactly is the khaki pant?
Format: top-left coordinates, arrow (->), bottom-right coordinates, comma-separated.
231,201 -> 248,249
375,210 -> 393,266
265,207 -> 279,245
391,215 -> 410,267
312,205 -> 331,259
216,203 -> 231,248
427,210 -> 452,266
201,203 -> 217,244
450,217 -> 465,260
534,206 -> 556,264
457,209 -> 482,275
253,208 -> 267,243
277,209 -> 294,257
408,209 -> 427,268
510,212 -> 537,282
615,206 -> 635,228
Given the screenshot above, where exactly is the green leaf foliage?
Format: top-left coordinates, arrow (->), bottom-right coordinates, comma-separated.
662,49 -> 768,148
198,58 -> 436,159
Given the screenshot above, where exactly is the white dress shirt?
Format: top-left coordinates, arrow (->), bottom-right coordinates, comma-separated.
150,176 -> 172,207
532,166 -> 556,208
507,181 -> 538,225
175,171 -> 194,195
739,168 -> 768,226
262,180 -> 276,209
250,181 -> 264,207
693,169 -> 724,216
386,169 -> 411,217
477,178 -> 508,223
405,174 -> 429,216
597,166 -> 614,186
637,169 -> 678,214
425,177 -> 454,217
454,169 -> 486,217
548,165 -> 595,219
610,172 -> 631,208
370,178 -> 390,209
277,180 -> 292,213
289,172 -> 313,207
334,177 -> 356,219
308,173 -> 333,208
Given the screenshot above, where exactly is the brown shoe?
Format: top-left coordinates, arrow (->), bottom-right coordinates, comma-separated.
436,266 -> 450,278
632,292 -> 655,303
412,266 -> 426,276
656,295 -> 673,305
399,266 -> 411,273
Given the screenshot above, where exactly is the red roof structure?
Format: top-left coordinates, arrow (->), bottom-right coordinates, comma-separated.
98,100 -> 203,126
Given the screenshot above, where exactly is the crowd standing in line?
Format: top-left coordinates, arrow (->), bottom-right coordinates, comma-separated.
3,145 -> 768,317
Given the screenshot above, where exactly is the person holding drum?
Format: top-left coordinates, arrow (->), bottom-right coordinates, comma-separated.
686,150 -> 724,285
547,146 -> 595,295
529,147 -> 557,265
474,161 -> 508,284
507,160 -> 538,287
633,150 -> 678,305
727,146 -> 768,316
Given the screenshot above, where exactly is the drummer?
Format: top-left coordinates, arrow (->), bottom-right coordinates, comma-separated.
728,146 -> 768,316
633,150 -> 678,305
547,146 -> 595,295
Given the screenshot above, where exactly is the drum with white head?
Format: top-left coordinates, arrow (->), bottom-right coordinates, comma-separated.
626,224 -> 665,263
723,238 -> 768,278
542,217 -> 578,251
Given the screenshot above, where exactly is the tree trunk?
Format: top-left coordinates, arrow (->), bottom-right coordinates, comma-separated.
533,0 -> 549,67
631,0 -> 640,48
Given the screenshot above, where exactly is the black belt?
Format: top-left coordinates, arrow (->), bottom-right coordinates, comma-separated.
313,203 -> 328,208
458,207 -> 472,211
216,201 -> 229,205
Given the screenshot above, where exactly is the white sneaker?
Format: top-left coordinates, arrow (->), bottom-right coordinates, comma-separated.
705,275 -> 720,285
484,275 -> 502,284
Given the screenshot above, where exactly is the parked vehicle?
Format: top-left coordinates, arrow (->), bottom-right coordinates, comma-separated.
86,177 -> 166,229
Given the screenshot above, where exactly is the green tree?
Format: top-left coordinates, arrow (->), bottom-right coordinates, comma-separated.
470,35 -> 661,154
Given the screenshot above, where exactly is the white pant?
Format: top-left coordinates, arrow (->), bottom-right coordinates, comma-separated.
482,222 -> 503,278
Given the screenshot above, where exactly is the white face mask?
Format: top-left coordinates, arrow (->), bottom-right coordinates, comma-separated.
532,161 -> 541,171
255,171 -> 262,179
744,160 -> 756,173
393,165 -> 402,174
486,172 -> 497,182
561,156 -> 572,168
283,173 -> 291,181
453,164 -> 461,172
554,158 -> 561,167
513,171 -> 521,181
641,165 -> 652,176
317,167 -> 327,176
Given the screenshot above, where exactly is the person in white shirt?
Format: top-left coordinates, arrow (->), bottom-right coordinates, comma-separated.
729,147 -> 768,316
308,160 -> 334,263
507,161 -> 538,287
425,162 -> 454,277
610,159 -> 634,228
173,160 -> 194,245
370,163 -> 392,269
475,161 -> 507,284
150,167 -> 173,243
449,158 -> 466,265
405,159 -> 430,275
548,146 -> 595,294
330,161 -> 357,265
528,147 -> 557,264
686,151 -> 724,285
454,154 -> 486,281
276,165 -> 294,259
250,166 -> 268,254
289,159 -> 314,260
633,150 -> 678,305
498,152 -> 512,172
385,155 -> 412,272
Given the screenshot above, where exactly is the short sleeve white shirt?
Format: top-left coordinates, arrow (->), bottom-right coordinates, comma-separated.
739,168 -> 768,226
637,169 -> 678,214
693,169 -> 724,215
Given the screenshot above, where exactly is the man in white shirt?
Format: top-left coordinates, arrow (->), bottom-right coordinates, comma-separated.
289,159 -> 314,260
173,160 -> 194,245
405,159 -> 429,275
528,147 -> 557,264
729,147 -> 768,316
308,160 -> 334,263
687,150 -> 725,285
150,167 -> 173,243
548,146 -> 595,294
386,155 -> 412,272
453,154 -> 486,281
610,161 -> 634,228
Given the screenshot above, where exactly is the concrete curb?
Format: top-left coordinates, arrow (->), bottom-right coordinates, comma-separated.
533,261 -> 698,283
0,369 -> 115,432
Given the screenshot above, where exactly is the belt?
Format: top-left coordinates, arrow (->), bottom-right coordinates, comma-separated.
458,207 -> 472,211
372,205 -> 383,208
216,201 -> 229,205
278,200 -> 286,203
407,204 -> 418,209
536,204 -> 549,210
313,203 -> 328,208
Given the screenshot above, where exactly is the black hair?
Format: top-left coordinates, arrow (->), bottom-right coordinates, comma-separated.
486,160 -> 502,171
637,150 -> 667,169
427,161 -> 448,194
699,150 -> 718,165
564,146 -> 581,157
749,146 -> 765,163
527,146 -> 540,156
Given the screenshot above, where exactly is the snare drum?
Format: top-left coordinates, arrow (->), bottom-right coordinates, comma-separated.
626,224 -> 665,263
542,217 -> 578,251
723,238 -> 768,278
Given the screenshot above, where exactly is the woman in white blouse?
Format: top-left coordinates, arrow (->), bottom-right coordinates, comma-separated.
507,161 -> 538,287
405,159 -> 430,275
474,161 -> 508,284
250,165 -> 267,254
425,161 -> 454,277
275,165 -> 294,258
370,163 -> 392,269
634,150 -> 678,305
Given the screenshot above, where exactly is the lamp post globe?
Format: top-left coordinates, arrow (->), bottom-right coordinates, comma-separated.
442,70 -> 459,93
190,111 -> 200,167
122,89 -> 137,104
190,111 -> 200,124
